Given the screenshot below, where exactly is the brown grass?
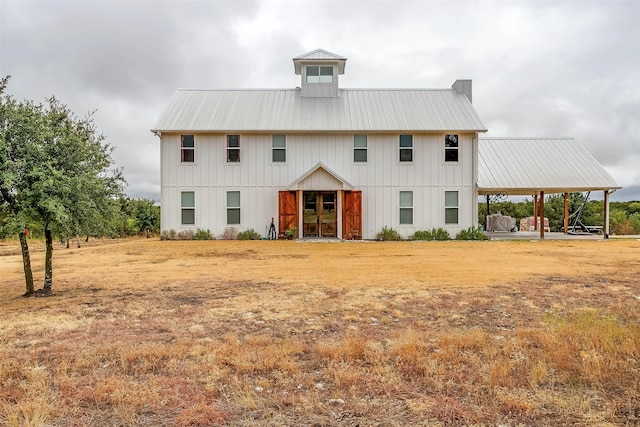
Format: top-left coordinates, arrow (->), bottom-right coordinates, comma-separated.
1,238 -> 639,426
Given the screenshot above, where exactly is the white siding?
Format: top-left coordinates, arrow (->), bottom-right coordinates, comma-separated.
161,132 -> 478,239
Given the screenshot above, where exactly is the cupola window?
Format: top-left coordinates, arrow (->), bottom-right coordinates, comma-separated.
306,66 -> 333,83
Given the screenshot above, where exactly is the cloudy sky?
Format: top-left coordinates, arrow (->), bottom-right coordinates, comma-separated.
1,0 -> 639,201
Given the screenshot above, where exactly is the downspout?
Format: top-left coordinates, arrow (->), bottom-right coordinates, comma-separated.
472,134 -> 478,229
152,131 -> 164,232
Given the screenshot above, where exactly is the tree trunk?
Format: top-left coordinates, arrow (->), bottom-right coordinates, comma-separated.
19,231 -> 35,296
43,227 -> 53,290
76,234 -> 81,248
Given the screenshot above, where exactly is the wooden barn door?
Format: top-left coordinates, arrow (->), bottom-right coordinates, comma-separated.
342,191 -> 362,240
278,191 -> 298,238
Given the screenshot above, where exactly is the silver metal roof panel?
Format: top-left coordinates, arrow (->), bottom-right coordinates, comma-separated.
478,138 -> 620,195
292,49 -> 347,61
152,89 -> 488,133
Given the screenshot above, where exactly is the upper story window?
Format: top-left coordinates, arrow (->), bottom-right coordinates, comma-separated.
354,135 -> 367,162
227,135 -> 240,162
181,135 -> 194,163
306,66 -> 333,83
272,135 -> 286,163
445,134 -> 459,162
399,134 -> 413,162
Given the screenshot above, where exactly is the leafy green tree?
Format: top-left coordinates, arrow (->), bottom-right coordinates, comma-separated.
629,213 -> 640,234
0,76 -> 44,294
131,198 -> 160,237
0,76 -> 124,296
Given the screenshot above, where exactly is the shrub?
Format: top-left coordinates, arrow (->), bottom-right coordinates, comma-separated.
237,228 -> 261,240
177,229 -> 195,240
284,226 -> 297,240
160,229 -> 177,240
376,226 -> 402,241
456,226 -> 489,241
193,229 -> 214,240
411,228 -> 451,241
220,227 -> 239,240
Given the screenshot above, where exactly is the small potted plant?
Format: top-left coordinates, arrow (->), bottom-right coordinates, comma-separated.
284,226 -> 297,240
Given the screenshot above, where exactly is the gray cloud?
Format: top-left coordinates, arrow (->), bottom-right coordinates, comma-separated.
1,0 -> 638,200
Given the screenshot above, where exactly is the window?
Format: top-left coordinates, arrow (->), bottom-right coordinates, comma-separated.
354,135 -> 367,162
272,135 -> 286,162
399,134 -> 413,162
227,135 -> 240,162
445,134 -> 459,162
400,191 -> 413,225
181,191 -> 195,225
306,66 -> 333,83
227,191 -> 240,225
181,135 -> 194,163
445,191 -> 459,224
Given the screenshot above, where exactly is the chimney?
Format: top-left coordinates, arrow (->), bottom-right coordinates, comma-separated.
452,79 -> 472,103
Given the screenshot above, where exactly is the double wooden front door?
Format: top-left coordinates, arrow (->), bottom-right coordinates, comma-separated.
278,190 -> 361,239
303,192 -> 337,238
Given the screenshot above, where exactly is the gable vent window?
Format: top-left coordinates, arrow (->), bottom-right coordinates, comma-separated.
227,135 -> 240,162
445,134 -> 459,162
354,135 -> 367,162
306,66 -> 333,83
181,135 -> 194,163
272,135 -> 286,162
399,134 -> 413,162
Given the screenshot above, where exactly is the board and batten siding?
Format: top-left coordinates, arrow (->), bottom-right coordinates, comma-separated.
160,132 -> 478,239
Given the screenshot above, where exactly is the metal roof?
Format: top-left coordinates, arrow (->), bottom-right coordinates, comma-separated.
292,49 -> 347,74
478,138 -> 620,195
152,89 -> 487,133
292,48 -> 347,61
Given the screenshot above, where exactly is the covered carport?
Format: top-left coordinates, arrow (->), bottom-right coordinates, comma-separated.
478,138 -> 621,239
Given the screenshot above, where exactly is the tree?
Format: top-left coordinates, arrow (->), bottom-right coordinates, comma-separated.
131,198 -> 160,237
0,76 -> 124,296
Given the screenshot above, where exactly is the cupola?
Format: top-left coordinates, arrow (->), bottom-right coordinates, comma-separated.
293,49 -> 346,98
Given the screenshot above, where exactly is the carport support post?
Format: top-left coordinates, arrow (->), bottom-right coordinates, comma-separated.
604,190 -> 610,239
563,192 -> 569,235
539,191 -> 545,240
533,194 -> 538,231
485,194 -> 490,230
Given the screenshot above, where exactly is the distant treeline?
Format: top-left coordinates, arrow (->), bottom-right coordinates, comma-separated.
478,194 -> 640,235
0,197 -> 160,241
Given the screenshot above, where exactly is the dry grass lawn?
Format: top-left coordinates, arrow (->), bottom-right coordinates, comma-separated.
1,238 -> 639,426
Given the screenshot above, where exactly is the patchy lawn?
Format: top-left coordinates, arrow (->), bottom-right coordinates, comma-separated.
1,238 -> 639,426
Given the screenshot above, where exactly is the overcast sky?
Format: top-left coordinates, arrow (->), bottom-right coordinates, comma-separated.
1,0 -> 639,201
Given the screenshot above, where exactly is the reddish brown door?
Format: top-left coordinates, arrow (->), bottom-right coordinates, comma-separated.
278,191 -> 298,238
343,191 -> 362,239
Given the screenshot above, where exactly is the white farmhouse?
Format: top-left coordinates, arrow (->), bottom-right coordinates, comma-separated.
153,49 -> 488,239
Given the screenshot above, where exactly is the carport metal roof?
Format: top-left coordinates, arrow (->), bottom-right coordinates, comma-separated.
478,138 -> 620,196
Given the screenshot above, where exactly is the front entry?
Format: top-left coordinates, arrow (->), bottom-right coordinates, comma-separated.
303,192 -> 337,238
